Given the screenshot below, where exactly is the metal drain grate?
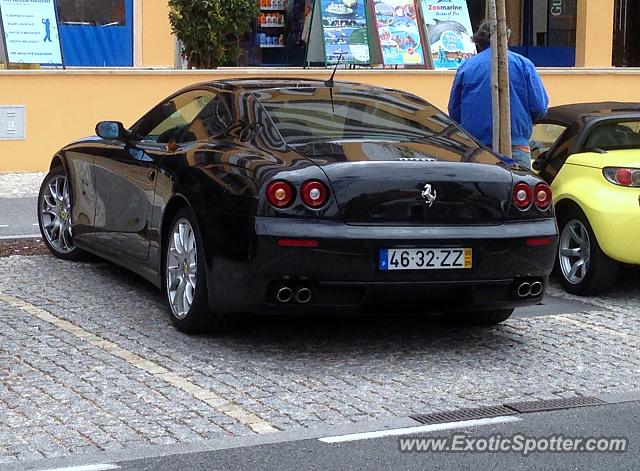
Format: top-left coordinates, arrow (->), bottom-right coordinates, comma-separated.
504,396 -> 606,414
411,405 -> 516,425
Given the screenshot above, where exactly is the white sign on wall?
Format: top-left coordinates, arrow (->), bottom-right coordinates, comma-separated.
0,105 -> 25,140
0,0 -> 63,65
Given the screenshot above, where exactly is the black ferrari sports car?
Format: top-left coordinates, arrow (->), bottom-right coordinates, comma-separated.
38,79 -> 558,333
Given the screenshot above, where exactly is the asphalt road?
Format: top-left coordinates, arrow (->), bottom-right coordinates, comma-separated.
0,197 -> 39,238
70,399 -> 640,471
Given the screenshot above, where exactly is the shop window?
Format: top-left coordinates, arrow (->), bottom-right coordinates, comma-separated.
613,0 -> 640,66
56,0 -> 133,67
525,0 -> 576,47
57,0 -> 126,27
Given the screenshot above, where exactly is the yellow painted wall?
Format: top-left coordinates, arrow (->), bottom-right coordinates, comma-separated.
141,0 -> 174,67
1,68 -> 640,173
576,0 -> 615,67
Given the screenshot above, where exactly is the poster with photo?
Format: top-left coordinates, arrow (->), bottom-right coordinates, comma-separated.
319,0 -> 371,64
419,0 -> 475,69
373,1 -> 425,66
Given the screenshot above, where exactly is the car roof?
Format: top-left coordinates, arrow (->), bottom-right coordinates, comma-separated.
199,78 -> 390,94
543,102 -> 640,125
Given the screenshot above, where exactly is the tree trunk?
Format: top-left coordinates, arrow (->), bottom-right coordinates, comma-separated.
496,0 -> 512,156
488,0 -> 500,153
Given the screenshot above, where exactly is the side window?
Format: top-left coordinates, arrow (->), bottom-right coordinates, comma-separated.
133,90 -> 216,143
584,120 -> 640,150
530,123 -> 567,154
181,94 -> 233,142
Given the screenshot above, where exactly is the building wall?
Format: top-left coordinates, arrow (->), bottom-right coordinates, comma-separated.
140,0 -> 175,67
1,68 -> 640,173
576,0 -> 615,67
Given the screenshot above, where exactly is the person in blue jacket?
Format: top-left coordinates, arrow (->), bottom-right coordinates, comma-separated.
448,20 -> 549,169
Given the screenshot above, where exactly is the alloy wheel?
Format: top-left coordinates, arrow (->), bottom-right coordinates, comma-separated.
40,175 -> 75,254
166,218 -> 198,320
559,219 -> 591,285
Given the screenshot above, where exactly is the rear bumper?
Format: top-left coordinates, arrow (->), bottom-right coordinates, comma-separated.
586,190 -> 640,265
207,217 -> 558,315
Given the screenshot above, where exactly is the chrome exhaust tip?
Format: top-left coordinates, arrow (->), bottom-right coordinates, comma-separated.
530,281 -> 544,297
295,287 -> 312,304
276,286 -> 293,303
517,282 -> 532,297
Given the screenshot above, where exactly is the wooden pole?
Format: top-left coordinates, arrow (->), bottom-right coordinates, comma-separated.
488,0 -> 500,153
496,0 -> 512,156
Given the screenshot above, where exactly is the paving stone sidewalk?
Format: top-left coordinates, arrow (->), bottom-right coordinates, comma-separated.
0,172 -> 46,199
0,254 -> 639,465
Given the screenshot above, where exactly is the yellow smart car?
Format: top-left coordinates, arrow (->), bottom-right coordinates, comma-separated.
532,103 -> 640,295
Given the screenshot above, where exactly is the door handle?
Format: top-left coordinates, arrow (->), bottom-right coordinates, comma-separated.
148,170 -> 156,181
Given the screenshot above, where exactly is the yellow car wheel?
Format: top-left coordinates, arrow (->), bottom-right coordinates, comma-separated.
557,209 -> 619,295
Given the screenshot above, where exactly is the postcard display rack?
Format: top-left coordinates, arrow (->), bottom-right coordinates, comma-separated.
304,0 -> 476,69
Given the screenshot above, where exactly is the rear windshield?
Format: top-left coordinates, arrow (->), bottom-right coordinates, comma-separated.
584,120 -> 640,151
255,87 -> 474,148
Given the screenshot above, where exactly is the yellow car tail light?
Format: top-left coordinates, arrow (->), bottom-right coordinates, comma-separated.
603,167 -> 640,187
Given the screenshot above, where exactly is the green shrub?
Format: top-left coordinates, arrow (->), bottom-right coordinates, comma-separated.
169,0 -> 259,68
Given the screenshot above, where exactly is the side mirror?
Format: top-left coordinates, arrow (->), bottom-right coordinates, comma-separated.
96,121 -> 127,140
532,151 -> 549,172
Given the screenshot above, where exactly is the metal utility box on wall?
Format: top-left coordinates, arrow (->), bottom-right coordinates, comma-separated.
0,105 -> 25,140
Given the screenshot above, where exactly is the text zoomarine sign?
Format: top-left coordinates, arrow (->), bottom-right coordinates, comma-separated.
0,0 -> 63,65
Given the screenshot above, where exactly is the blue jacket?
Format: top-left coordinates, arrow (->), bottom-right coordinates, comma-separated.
448,48 -> 549,147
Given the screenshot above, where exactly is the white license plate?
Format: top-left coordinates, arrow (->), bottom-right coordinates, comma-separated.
379,248 -> 472,271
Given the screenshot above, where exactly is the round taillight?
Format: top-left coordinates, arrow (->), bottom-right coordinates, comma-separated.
266,181 -> 294,208
615,168 -> 633,186
512,182 -> 532,210
300,180 -> 329,209
534,183 -> 552,210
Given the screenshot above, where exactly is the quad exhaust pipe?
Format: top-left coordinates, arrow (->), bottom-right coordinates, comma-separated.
275,286 -> 293,303
274,284 -> 313,304
530,281 -> 543,297
516,280 -> 544,298
295,287 -> 312,304
517,282 -> 531,297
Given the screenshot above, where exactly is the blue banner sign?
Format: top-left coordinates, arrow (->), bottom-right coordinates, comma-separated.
0,0 -> 63,65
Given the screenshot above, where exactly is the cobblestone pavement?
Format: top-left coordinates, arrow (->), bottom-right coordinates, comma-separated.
0,172 -> 46,199
0,254 -> 639,465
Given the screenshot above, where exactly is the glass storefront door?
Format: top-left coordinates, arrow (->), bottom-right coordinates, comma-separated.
514,0 -> 576,66
613,0 -> 640,66
57,0 -> 133,66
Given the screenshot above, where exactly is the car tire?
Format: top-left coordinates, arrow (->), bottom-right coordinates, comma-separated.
38,166 -> 84,261
163,207 -> 219,334
556,210 -> 618,295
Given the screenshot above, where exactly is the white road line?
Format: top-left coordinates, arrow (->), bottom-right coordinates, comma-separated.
0,234 -> 41,241
319,416 -> 522,444
0,225 -> 9,228
39,464 -> 120,471
0,293 -> 278,434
